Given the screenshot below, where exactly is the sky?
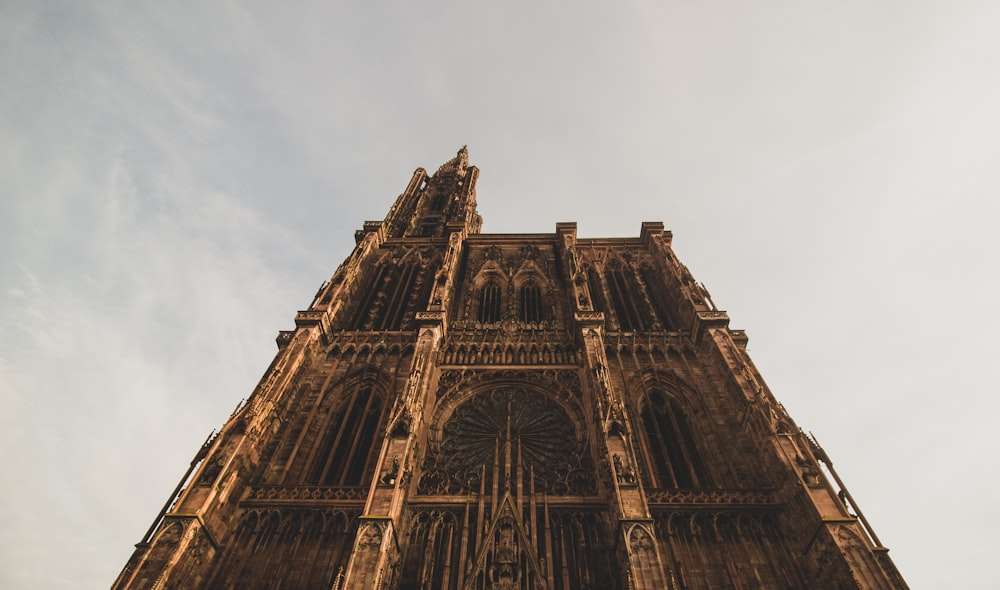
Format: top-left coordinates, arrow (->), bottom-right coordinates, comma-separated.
1,1 -> 998,587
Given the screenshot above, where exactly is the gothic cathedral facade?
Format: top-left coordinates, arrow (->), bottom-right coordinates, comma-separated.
114,148 -> 907,589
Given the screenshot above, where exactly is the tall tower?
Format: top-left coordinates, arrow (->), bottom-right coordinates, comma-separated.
114,148 -> 907,589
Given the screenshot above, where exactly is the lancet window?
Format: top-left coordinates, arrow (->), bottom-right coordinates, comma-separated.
587,268 -> 608,314
519,281 -> 543,323
205,509 -> 357,589
546,511 -> 620,589
478,279 -> 503,324
639,391 -> 708,489
307,384 -> 387,486
605,265 -> 646,331
640,266 -> 677,330
587,261 -> 660,331
398,511 -> 466,590
349,262 -> 432,330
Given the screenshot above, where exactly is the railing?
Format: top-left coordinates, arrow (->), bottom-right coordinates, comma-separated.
275,330 -> 295,348
646,488 -> 777,506
246,485 -> 368,504
439,328 -> 579,365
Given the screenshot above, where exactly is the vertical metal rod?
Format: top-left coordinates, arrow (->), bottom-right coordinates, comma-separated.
139,429 -> 215,545
809,432 -> 884,548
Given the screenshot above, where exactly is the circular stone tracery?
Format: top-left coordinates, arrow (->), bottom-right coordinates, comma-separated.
418,387 -> 595,495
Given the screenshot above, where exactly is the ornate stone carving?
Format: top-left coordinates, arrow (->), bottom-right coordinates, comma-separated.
115,151 -> 907,590
418,387 -> 596,496
378,457 -> 400,487
646,488 -> 777,506
357,520 -> 385,551
439,330 -> 579,365
196,455 -> 225,486
247,485 -> 368,503
520,245 -> 540,261
614,453 -> 638,487
628,524 -> 655,553
414,310 -> 445,324
429,369 -> 587,446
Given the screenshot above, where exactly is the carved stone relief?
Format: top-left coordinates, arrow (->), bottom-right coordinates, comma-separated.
357,520 -> 385,551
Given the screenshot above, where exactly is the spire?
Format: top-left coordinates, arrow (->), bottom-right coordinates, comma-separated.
384,146 -> 481,238
440,145 -> 469,174
427,145 -> 470,184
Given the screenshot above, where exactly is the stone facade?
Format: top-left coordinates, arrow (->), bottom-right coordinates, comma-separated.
113,148 -> 907,589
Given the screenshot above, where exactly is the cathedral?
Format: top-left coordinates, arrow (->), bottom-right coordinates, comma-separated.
113,148 -> 907,589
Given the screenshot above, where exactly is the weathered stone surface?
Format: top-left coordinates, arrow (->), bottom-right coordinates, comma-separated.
113,148 -> 906,590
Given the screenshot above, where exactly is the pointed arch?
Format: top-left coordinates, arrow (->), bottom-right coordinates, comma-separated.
639,261 -> 678,330
301,372 -> 391,487
518,279 -> 544,324
638,389 -> 709,489
477,278 -> 503,324
348,248 -> 435,331
206,508 -> 359,590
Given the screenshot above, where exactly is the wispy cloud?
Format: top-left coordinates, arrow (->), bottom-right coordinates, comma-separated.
2,1 -> 998,587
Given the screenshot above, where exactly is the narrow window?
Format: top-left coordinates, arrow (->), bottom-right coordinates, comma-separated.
640,391 -> 707,488
350,265 -> 389,329
587,268 -> 608,314
640,267 -> 676,330
373,264 -> 418,330
309,386 -> 384,486
429,191 -> 448,212
519,281 -> 543,323
478,280 -> 502,323
606,268 -> 645,331
353,263 -> 432,331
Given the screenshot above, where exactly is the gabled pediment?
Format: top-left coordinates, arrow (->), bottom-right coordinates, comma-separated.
465,492 -> 547,590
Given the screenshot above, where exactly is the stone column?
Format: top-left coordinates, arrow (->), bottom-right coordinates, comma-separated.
339,316 -> 443,589
340,229 -> 464,589
576,311 -> 672,590
560,223 -> 672,590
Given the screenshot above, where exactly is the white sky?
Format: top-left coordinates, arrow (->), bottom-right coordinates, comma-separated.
2,1 -> 998,588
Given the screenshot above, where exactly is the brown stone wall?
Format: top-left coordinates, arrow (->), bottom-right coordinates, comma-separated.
113,152 -> 905,589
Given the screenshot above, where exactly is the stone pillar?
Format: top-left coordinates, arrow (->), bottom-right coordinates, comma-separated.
340,229 -> 464,589
576,311 -> 673,589
556,222 -> 592,311
339,317 -> 443,589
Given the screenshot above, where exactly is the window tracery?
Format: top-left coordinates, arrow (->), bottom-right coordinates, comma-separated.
639,390 -> 708,489
605,261 -> 646,331
478,280 -> 503,324
417,387 -> 595,496
584,258 -> 671,332
640,264 -> 677,330
349,256 -> 434,331
307,384 -> 387,486
205,508 -> 357,589
429,190 -> 448,212
519,281 -> 543,324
